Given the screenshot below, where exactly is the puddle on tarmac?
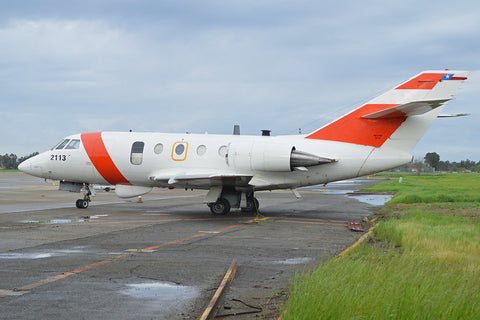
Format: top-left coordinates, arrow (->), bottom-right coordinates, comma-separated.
121,281 -> 198,306
0,252 -> 55,259
302,179 -> 365,195
302,180 -> 392,206
0,247 -> 121,260
271,257 -> 312,265
0,249 -> 81,260
349,194 -> 393,206
19,215 -> 107,224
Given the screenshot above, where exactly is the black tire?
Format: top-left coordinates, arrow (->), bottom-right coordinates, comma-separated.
210,198 -> 231,215
76,199 -> 89,209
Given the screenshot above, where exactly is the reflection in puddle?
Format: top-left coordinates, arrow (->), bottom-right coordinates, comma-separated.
0,252 -> 54,259
349,194 -> 393,206
302,179 -> 392,206
121,281 -> 198,313
271,257 -> 312,265
0,247 -> 121,260
19,215 -> 107,224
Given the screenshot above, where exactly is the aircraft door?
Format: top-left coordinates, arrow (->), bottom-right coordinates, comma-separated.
130,141 -> 145,165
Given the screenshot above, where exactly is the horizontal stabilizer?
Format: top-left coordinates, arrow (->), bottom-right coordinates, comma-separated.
362,99 -> 450,119
438,113 -> 470,118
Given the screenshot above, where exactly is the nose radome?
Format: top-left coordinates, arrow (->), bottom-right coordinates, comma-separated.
18,158 -> 31,173
18,155 -> 43,177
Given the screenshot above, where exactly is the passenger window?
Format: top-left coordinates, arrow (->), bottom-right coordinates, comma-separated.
65,139 -> 80,149
218,145 -> 228,157
197,145 -> 206,156
171,142 -> 188,161
55,139 -> 70,150
130,141 -> 145,165
154,143 -> 163,154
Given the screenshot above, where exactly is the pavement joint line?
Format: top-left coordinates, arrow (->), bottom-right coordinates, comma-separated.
3,218 -> 268,298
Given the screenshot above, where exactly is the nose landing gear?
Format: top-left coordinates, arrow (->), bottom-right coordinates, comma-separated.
75,184 -> 92,209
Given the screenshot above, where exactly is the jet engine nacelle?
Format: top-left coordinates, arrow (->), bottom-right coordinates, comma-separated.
227,141 -> 331,172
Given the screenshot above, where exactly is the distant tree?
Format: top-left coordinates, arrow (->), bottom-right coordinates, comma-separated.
460,159 -> 476,171
437,160 -> 450,172
0,152 -> 39,170
0,153 -> 18,170
411,160 -> 426,175
424,152 -> 440,170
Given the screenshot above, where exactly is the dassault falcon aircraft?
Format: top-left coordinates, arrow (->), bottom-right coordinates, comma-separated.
19,70 -> 469,214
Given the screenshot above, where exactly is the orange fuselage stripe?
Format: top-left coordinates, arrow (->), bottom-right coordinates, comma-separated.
81,132 -> 131,185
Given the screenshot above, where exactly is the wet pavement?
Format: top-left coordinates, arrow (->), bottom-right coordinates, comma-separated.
0,172 -> 386,319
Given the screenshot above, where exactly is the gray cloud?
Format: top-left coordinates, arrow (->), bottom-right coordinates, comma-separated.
1,1 -> 479,161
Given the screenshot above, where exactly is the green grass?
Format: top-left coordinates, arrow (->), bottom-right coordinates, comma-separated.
0,169 -> 20,172
365,173 -> 480,204
281,174 -> 480,319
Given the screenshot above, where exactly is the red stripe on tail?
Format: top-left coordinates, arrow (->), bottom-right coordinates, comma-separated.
305,104 -> 405,147
396,73 -> 444,90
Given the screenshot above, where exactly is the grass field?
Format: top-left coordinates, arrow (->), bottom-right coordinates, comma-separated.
366,173 -> 480,204
280,173 -> 480,319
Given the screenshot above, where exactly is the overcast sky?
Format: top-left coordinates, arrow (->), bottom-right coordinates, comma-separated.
1,0 -> 479,161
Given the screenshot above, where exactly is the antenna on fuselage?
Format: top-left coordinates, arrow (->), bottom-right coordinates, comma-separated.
233,124 -> 240,135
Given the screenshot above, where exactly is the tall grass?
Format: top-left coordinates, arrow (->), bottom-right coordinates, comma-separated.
281,174 -> 480,319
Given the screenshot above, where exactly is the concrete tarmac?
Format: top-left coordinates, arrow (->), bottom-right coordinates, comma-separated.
0,172 -> 384,319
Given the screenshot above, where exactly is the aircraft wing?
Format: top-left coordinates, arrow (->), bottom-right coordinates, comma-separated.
362,99 -> 450,119
153,172 -> 253,188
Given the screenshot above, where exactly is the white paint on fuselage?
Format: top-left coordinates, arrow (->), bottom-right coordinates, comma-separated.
22,131 -> 412,191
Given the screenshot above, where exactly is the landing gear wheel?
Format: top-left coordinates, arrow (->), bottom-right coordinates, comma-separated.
210,198 -> 231,215
76,199 -> 89,209
241,197 -> 259,213
75,183 -> 92,209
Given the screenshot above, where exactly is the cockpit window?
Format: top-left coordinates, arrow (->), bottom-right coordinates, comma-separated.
51,139 -> 65,150
65,139 -> 80,149
53,139 -> 70,150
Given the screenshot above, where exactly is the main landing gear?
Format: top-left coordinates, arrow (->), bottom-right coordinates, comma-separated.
75,184 -> 92,209
208,189 -> 259,215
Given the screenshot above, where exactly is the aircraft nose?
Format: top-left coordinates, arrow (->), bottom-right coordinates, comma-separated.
18,157 -> 32,174
18,155 -> 43,177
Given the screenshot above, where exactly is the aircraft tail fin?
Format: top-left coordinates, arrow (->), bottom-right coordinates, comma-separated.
306,70 -> 469,151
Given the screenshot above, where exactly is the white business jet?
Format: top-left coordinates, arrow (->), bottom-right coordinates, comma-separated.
19,70 -> 469,214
